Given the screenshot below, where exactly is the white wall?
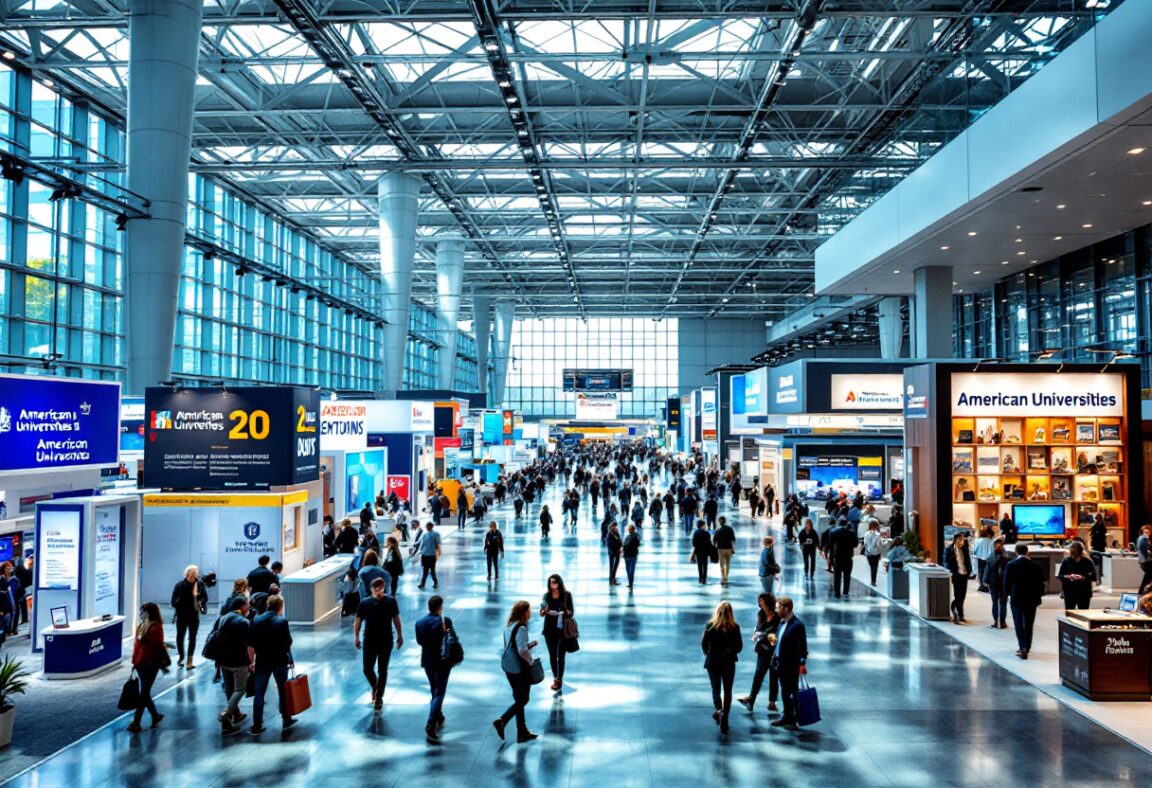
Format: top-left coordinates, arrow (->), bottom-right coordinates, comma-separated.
677,319 -> 765,394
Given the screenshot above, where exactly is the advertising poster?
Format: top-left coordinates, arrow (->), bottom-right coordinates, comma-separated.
576,393 -> 619,420
949,372 -> 1125,418
0,374 -> 120,473
119,396 -> 146,452
144,386 -> 321,490
386,475 -> 410,504
482,413 -> 504,445
830,374 -> 904,410
346,450 -> 386,514
217,508 -> 282,585
92,506 -> 121,618
701,388 -> 718,440
320,401 -> 368,452
37,508 -> 81,590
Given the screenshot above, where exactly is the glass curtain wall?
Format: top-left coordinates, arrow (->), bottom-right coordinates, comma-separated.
506,317 -> 678,419
954,226 -> 1151,386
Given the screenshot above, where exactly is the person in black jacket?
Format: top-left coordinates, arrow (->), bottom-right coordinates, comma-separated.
701,601 -> 743,735
944,533 -> 974,624
539,575 -> 574,692
622,525 -> 641,591
171,565 -> 208,669
771,596 -> 808,729
982,538 -> 1009,629
539,505 -> 553,539
703,496 -> 719,528
797,519 -> 820,578
605,523 -> 623,585
248,595 -> 298,734
484,521 -> 505,580
334,519 -> 359,554
827,519 -> 859,598
414,595 -> 457,739
246,555 -> 277,595
1004,543 -> 1046,659
691,521 -> 714,585
1057,541 -> 1097,611
738,592 -> 780,714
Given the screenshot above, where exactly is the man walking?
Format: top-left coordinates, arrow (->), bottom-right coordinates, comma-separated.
1004,543 -> 1046,659
354,577 -> 404,710
713,516 -> 737,586
703,495 -> 719,529
248,595 -> 298,735
247,555 -> 277,595
622,524 -> 641,590
417,521 -> 442,590
827,518 -> 859,598
770,596 -> 808,730
414,595 -> 457,740
691,521 -> 713,585
215,597 -> 254,735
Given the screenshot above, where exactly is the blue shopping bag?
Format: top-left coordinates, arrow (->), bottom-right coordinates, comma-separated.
795,674 -> 821,726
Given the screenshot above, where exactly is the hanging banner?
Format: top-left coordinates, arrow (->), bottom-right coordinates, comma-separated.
144,387 -> 320,490
92,506 -> 121,618
0,374 -> 120,473
576,393 -> 618,420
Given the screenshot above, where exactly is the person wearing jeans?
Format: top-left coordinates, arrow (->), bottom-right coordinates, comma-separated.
414,595 -> 455,739
983,539 -> 1009,629
739,593 -> 780,713
248,595 -> 298,734
494,601 -> 539,744
862,521 -> 884,586
417,522 -> 442,590
622,525 -> 640,590
127,602 -> 167,732
701,602 -> 743,735
170,565 -> 208,670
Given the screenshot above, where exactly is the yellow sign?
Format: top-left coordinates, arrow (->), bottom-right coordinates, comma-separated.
144,491 -> 307,508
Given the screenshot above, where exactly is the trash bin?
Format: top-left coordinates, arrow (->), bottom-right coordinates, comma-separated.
908,564 -> 951,621
887,565 -> 909,601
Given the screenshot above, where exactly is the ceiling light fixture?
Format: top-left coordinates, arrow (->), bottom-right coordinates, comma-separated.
1056,204 -> 1066,209
1128,147 -> 1146,155
1082,223 -> 1093,228
1053,235 -> 1063,240
967,231 -> 978,236
940,245 -> 950,250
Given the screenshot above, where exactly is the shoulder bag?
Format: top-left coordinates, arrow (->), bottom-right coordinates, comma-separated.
501,623 -> 525,674
439,616 -> 465,668
200,614 -> 226,662
117,669 -> 140,710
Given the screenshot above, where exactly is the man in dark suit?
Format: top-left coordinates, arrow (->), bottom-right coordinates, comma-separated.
246,555 -> 278,595
771,596 -> 808,730
828,518 -> 859,598
247,594 -> 297,734
414,595 -> 456,740
691,521 -> 713,584
1004,543 -> 1046,659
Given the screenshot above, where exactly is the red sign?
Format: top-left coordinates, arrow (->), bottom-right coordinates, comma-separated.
502,410 -> 514,435
433,437 -> 462,458
386,475 -> 410,502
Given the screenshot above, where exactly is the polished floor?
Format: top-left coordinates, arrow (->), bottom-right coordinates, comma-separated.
10,476 -> 1152,787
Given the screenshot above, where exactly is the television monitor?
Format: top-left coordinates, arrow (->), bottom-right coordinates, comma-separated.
1119,593 -> 1138,613
1011,504 -> 1065,536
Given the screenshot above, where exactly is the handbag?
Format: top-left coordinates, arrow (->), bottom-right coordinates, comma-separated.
117,670 -> 140,711
439,617 -> 465,668
284,670 -> 312,716
563,615 -> 579,641
795,674 -> 821,726
501,624 -> 525,674
201,616 -> 224,662
528,657 -> 546,685
245,672 -> 257,698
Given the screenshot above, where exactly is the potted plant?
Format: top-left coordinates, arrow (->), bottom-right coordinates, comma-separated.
0,655 -> 31,748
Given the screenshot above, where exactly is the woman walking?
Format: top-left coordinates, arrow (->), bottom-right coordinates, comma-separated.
701,601 -> 743,734
539,505 -> 553,539
494,600 -> 539,743
863,520 -> 884,586
606,523 -> 623,586
127,602 -> 168,732
540,574 -> 574,692
758,536 -> 780,593
382,535 -> 405,596
622,524 -> 641,590
738,593 -> 780,714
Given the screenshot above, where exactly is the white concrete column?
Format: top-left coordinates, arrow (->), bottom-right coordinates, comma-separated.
913,266 -> 953,359
878,296 -> 904,359
378,173 -> 422,393
492,300 -> 516,407
435,236 -> 465,390
472,292 -> 492,398
124,0 -> 203,393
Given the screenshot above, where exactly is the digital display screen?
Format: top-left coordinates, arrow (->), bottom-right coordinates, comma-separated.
1012,504 -> 1065,536
562,369 -> 633,392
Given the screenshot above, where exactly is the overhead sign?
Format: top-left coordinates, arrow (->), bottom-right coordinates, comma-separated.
562,369 -> 634,391
320,401 -> 368,452
576,393 -> 618,421
364,400 -> 435,433
410,402 -> 434,431
666,397 -> 681,431
143,386 -> 320,490
0,374 -> 120,473
830,374 -> 904,411
949,373 -> 1125,418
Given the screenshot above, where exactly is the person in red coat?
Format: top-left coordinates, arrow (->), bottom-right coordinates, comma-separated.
127,602 -> 169,732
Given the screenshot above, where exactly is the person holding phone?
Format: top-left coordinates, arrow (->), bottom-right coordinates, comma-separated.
540,574 -> 573,692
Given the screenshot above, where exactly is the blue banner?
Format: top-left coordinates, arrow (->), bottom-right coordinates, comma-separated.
0,374 -> 120,472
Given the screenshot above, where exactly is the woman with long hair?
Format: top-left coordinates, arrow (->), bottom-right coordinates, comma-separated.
738,593 -> 780,714
127,602 -> 168,732
382,535 -> 404,596
539,574 -> 574,692
701,601 -> 743,734
494,600 -> 540,743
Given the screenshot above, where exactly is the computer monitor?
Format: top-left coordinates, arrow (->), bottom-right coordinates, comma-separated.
1118,593 -> 1138,613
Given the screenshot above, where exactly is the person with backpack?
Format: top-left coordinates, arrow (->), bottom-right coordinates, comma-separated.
171,565 -> 208,670
484,521 -> 505,580
414,595 -> 458,740
494,600 -> 539,744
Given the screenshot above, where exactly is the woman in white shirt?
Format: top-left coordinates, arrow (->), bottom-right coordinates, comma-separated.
863,520 -> 884,586
971,527 -> 995,592
494,600 -> 539,744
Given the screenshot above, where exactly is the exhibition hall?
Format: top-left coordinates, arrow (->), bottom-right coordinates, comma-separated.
1,0 -> 1152,786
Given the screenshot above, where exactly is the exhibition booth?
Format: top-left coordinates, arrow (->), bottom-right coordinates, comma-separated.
365,399 -> 436,514
318,399 -> 388,520
33,495 -> 141,676
903,362 -> 1145,563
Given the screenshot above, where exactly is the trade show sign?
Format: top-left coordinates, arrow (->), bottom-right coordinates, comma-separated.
0,373 -> 120,473
143,387 -> 321,490
320,401 -> 368,452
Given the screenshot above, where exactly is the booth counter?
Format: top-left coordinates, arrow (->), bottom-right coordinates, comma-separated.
41,615 -> 125,679
1023,546 -> 1065,595
1059,610 -> 1152,701
1101,553 -> 1143,593
280,554 -> 355,626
